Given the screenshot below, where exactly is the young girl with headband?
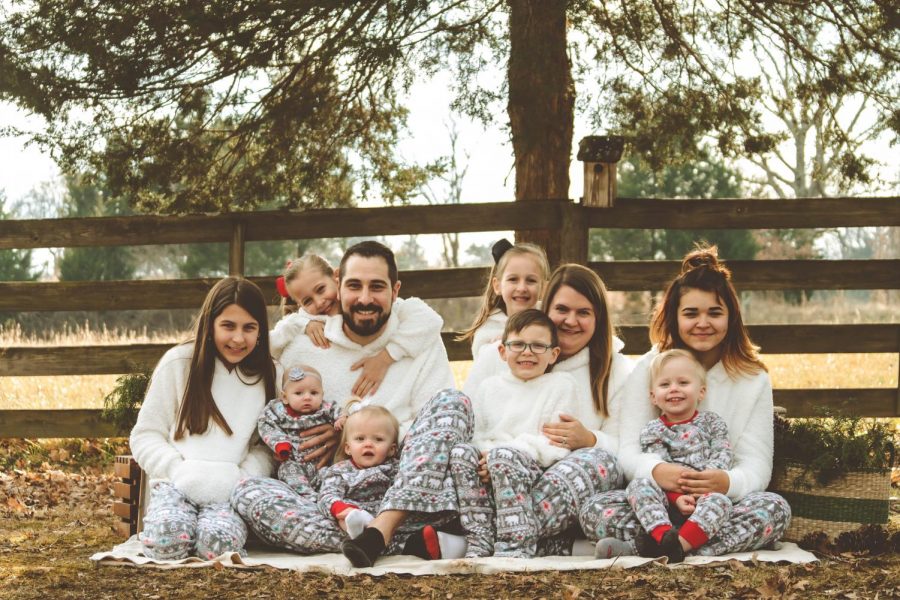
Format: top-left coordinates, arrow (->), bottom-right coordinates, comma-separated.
458,239 -> 550,358
580,245 -> 791,559
131,277 -> 278,560
270,254 -> 444,398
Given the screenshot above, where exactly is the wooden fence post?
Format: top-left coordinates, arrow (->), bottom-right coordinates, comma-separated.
229,219 -> 246,276
558,200 -> 588,265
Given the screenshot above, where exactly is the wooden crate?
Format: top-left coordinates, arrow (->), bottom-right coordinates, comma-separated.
113,455 -> 143,538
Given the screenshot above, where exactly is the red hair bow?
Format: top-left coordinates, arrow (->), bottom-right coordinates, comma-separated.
275,276 -> 289,298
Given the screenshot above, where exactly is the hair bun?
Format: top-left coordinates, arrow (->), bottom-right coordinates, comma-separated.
681,245 -> 730,280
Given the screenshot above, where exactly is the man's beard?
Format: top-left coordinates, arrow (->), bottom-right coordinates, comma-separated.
342,302 -> 391,337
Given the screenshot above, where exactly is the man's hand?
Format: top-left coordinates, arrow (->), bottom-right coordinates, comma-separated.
298,423 -> 339,469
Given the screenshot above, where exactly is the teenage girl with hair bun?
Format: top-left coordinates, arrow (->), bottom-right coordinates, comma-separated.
579,245 -> 791,558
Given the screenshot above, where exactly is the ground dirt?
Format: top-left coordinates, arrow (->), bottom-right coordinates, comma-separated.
1,450 -> 899,600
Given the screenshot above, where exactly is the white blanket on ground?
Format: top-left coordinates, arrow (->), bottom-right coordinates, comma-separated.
90,537 -> 816,574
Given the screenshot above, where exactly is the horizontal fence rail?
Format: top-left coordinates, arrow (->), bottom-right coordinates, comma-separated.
2,197 -> 898,251
1,197 -> 898,437
2,326 -> 896,377
1,260 -> 898,312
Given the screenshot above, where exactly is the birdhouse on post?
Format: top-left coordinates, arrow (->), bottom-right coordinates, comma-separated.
577,135 -> 625,207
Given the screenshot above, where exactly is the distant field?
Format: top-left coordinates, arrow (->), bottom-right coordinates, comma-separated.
1,354 -> 896,410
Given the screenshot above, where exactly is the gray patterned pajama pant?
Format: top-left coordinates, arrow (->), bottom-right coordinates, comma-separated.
139,481 -> 248,560
487,447 -> 545,557
231,388 -> 480,554
532,447 -> 622,556
448,443 -> 495,557
579,487 -> 792,555
277,459 -> 318,499
626,477 -> 731,541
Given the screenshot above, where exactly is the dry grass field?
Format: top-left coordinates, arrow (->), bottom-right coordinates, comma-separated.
1,324 -> 897,410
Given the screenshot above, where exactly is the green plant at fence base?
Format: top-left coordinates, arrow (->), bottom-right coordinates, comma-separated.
800,524 -> 900,556
101,366 -> 151,435
773,414 -> 897,488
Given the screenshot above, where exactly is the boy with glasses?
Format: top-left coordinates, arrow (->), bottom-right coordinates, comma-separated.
468,308 -> 579,557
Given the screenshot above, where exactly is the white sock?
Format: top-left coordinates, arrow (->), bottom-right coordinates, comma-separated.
345,509 -> 375,539
437,532 -> 467,559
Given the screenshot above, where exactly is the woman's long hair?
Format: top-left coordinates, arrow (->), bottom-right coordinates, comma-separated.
175,277 -> 277,440
650,245 -> 766,377
542,264 -> 616,417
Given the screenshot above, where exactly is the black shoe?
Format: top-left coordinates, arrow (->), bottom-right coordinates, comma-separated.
402,525 -> 441,560
633,531 -> 666,558
659,529 -> 685,563
341,527 -> 386,568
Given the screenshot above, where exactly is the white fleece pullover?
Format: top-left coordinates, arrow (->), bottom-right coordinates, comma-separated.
129,343 -> 277,506
464,338 -> 634,454
617,347 -> 774,501
470,309 -> 507,358
270,297 -> 442,362
472,371 -> 579,467
279,304 -> 454,440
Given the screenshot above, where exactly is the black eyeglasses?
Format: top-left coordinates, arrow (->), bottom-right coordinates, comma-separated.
503,341 -> 553,354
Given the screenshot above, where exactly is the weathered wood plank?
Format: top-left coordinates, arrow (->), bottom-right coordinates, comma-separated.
0,324 -> 896,375
773,389 -> 898,418
3,389 -> 895,438
617,324 -> 898,355
0,344 -> 170,376
0,202 -> 562,250
5,260 -> 897,312
589,260 -> 900,291
0,409 -> 120,438
587,197 -> 900,229
3,197 -> 898,251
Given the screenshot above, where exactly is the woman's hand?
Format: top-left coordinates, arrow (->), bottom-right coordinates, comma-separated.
542,414 -> 596,451
350,349 -> 395,397
298,423 -> 339,468
305,321 -> 330,349
678,469 -> 730,495
652,462 -> 690,492
477,452 -> 490,484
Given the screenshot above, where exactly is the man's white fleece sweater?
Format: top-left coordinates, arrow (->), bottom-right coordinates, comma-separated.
617,347 -> 774,501
129,344 -> 276,506
271,297 -> 442,362
279,306 -> 454,440
472,371 -> 579,467
464,338 -> 635,455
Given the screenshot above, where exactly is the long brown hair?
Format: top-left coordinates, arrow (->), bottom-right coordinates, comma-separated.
542,264 -> 616,417
458,243 -> 550,342
175,277 -> 277,440
649,245 -> 766,377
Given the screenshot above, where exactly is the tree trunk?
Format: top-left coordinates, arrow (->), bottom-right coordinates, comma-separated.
507,0 -> 574,266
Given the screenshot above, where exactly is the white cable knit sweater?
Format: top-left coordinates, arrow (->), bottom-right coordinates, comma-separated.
270,297 -> 442,362
464,338 -> 634,454
278,303 -> 454,440
129,343 -> 277,506
472,371 -> 579,467
617,347 -> 774,501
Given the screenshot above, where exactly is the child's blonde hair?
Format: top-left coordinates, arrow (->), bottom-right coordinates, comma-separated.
649,349 -> 707,388
458,242 -> 550,342
333,399 -> 400,463
280,363 -> 323,391
280,254 -> 334,316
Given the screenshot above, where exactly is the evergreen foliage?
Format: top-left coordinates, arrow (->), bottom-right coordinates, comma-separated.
101,366 -> 152,435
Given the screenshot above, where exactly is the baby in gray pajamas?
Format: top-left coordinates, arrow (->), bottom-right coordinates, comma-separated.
596,349 -> 733,563
258,364 -> 340,497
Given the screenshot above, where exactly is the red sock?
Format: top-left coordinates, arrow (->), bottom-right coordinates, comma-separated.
650,524 -> 672,544
422,525 -> 441,560
679,521 -> 709,549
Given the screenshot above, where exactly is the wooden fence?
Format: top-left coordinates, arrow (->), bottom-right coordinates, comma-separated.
1,197 -> 899,438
